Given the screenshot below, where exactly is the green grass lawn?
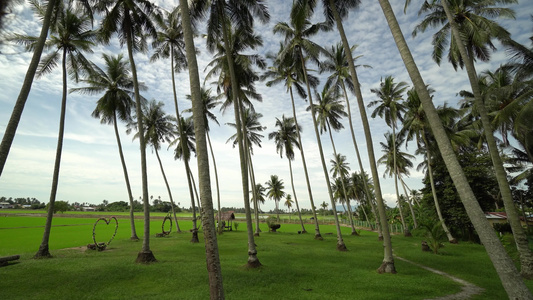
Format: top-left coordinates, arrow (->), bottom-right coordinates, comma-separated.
0,214 -> 532,299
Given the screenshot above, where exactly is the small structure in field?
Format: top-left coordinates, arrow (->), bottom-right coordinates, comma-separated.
215,211 -> 235,231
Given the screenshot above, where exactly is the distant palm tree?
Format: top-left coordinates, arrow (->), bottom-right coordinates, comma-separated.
127,100 -> 182,233
12,1 -> 96,258
265,175 -> 286,221
72,53 -> 141,241
95,0 -> 158,263
330,153 -> 358,235
268,115 -> 307,233
284,194 -> 293,221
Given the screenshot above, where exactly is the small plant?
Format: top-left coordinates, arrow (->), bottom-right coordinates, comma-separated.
419,220 -> 446,254
233,222 -> 239,231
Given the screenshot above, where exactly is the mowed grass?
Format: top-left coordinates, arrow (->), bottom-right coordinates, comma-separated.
0,214 -> 532,299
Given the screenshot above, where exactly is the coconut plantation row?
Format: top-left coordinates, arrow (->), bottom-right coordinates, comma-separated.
1,0 -> 533,299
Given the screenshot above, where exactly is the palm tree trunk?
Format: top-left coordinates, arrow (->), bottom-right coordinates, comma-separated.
378,0 -> 531,297
289,159 -> 306,233
441,0 -> 533,279
189,169 -> 202,212
326,122 -> 357,236
207,132 -> 222,232
154,148 -> 181,233
127,27 -> 155,264
289,86 -> 321,239
112,112 -> 139,240
392,126 -> 410,237
299,48 -> 346,251
35,48 -> 68,258
246,149 -> 261,236
399,175 -> 417,229
0,0 -> 57,176
422,132 -> 455,243
219,4 -> 259,267
178,0 -> 224,296
330,0 -> 392,268
185,160 -> 199,243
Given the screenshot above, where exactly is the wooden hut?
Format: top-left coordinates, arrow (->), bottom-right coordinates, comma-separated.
215,211 -> 236,231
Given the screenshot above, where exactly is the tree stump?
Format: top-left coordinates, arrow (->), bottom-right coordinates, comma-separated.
0,255 -> 20,267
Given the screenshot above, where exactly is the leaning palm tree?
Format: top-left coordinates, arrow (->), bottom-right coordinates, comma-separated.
0,0 -> 58,177
170,116 -> 200,243
265,175 -> 286,221
95,0 -> 158,263
274,0 -> 348,251
177,0 -> 224,295
268,115 -> 307,233
12,1 -> 96,258
184,87 -> 223,230
412,0 -> 533,279
71,53 -> 141,241
308,85 -> 358,237
401,87 -> 455,243
369,75 -> 410,236
263,43 -> 322,239
378,0 -> 531,296
127,100 -> 182,234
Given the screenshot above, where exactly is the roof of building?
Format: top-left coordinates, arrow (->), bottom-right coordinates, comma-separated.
215,211 -> 235,221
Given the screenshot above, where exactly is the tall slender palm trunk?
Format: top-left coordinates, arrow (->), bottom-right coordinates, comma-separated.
112,112 -> 139,240
392,126 -> 410,237
378,0 -> 531,297
299,48 -> 346,251
0,0 -> 57,176
178,0 -> 224,296
329,0 -> 391,268
289,87 -> 321,239
399,175 -> 417,229
246,149 -> 262,236
422,132 -> 455,243
219,4 -> 260,267
206,132 -> 222,231
35,49 -> 68,258
154,148 -> 181,233
288,159 -> 306,233
326,123 -> 357,235
185,161 -> 199,243
441,0 -> 533,278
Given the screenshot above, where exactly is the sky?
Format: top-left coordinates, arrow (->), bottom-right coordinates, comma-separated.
0,0 -> 532,212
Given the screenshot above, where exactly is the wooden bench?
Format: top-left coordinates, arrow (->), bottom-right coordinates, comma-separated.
0,255 -> 20,267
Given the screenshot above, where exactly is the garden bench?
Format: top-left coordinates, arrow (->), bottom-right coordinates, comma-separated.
0,255 -> 20,266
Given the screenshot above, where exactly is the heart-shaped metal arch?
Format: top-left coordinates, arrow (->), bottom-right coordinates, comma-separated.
92,217 -> 119,250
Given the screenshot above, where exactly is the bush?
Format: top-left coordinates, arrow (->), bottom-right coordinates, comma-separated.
493,223 -> 512,234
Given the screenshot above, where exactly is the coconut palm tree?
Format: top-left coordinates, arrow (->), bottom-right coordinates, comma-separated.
0,0 -> 58,177
274,0 -> 348,251
268,115 -> 307,233
401,87 -> 456,243
378,0 -> 531,296
284,194 -> 293,220
127,100 -> 182,234
330,153 -> 358,235
263,44 -> 322,239
177,0 -> 224,295
414,0 -> 533,279
369,75 -> 410,236
95,0 -> 158,263
71,53 -> 141,241
12,1 -> 96,258
265,175 -> 286,221
170,115 -> 200,243
184,87 -> 223,230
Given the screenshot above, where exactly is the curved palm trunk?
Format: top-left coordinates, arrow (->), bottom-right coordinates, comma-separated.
288,159 -> 306,233
378,0 -> 531,297
422,132 -> 455,243
340,80 -> 382,237
189,169 -> 202,212
112,112 -> 139,240
35,48 -> 68,258
154,148 -> 181,233
300,49 -> 346,251
330,0 -> 392,269
399,175 -> 417,229
246,149 -> 261,236
178,0 -> 224,296
219,4 -> 259,267
441,0 -> 533,279
206,132 -> 222,231
326,123 -> 357,236
185,160 -> 199,243
289,87 -> 321,239
127,28 -> 155,264
392,126 -> 410,237
0,0 -> 57,176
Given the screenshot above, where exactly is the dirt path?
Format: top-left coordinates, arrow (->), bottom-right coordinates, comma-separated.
395,256 -> 484,300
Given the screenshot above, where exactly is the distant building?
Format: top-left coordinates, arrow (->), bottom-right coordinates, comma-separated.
485,211 -> 533,227
82,206 -> 96,212
0,202 -> 12,209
